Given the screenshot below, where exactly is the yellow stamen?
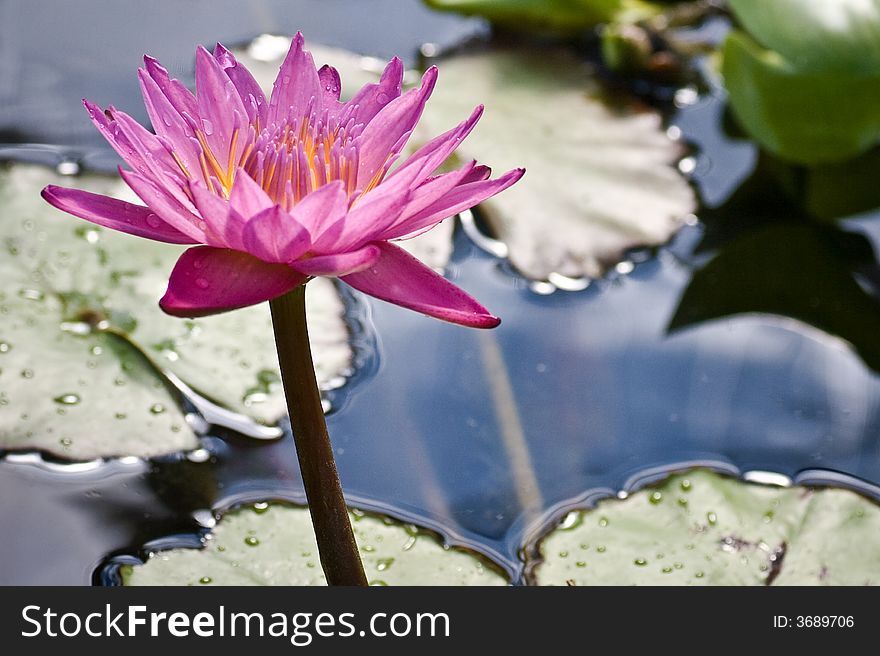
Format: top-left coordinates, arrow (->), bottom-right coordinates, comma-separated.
171,151 -> 192,179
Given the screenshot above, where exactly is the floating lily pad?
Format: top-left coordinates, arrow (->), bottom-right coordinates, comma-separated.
533,470 -> 880,585
123,503 -> 507,586
416,47 -> 696,280
424,0 -> 662,34
0,164 -> 353,457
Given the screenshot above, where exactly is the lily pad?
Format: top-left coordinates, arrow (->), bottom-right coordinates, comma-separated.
417,47 -> 696,280
122,503 -> 507,586
721,31 -> 880,165
533,470 -> 880,585
0,163 -> 353,458
424,0 -> 662,34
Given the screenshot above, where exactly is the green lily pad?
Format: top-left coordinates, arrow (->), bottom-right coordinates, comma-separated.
123,503 -> 507,586
721,31 -> 880,165
727,0 -> 880,74
533,470 -> 880,585
416,47 -> 696,280
0,163 -> 353,458
424,0 -> 662,34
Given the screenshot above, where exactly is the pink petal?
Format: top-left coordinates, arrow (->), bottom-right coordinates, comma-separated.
195,46 -> 248,164
188,181 -> 246,250
355,66 -> 438,190
41,185 -> 197,244
119,168 -> 208,243
312,175 -> 415,253
228,171 -> 274,216
343,57 -> 403,125
213,43 -> 268,128
341,242 -> 500,328
390,105 -> 483,182
160,246 -> 306,317
267,32 -> 320,126
138,68 -> 202,179
393,160 -> 479,226
242,204 -> 311,263
84,100 -> 151,181
106,107 -> 195,210
291,179 -> 348,241
142,55 -> 199,120
292,244 -> 381,276
385,167 -> 525,241
318,64 -> 342,103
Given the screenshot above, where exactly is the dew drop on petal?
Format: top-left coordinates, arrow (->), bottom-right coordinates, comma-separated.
53,393 -> 81,405
145,213 -> 162,228
195,278 -> 209,290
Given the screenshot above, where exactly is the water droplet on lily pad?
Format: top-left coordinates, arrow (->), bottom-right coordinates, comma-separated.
53,393 -> 81,405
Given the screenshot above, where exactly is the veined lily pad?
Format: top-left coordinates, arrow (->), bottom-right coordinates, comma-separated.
416,47 -> 696,280
0,164 -> 353,458
123,503 -> 507,586
533,470 -> 880,585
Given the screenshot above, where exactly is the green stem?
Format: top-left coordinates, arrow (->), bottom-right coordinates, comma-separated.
269,283 -> 368,586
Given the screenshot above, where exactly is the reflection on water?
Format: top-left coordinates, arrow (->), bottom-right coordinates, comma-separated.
1,0 -> 880,585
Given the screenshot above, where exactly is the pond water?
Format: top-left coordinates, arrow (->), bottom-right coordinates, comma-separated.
1,0 -> 880,585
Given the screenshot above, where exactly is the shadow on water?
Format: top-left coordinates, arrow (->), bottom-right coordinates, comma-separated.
2,1 -> 880,585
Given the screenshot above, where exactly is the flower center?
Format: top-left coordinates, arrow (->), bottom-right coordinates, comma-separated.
178,103 -> 387,211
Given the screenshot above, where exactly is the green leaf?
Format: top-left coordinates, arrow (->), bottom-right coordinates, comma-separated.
424,0 -> 660,34
721,31 -> 880,164
728,0 -> 880,73
533,470 -> 880,585
416,46 -> 695,279
123,503 -> 507,586
0,164 -> 353,458
669,222 -> 880,373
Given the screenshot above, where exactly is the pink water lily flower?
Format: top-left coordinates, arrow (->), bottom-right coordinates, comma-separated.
42,33 -> 523,328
